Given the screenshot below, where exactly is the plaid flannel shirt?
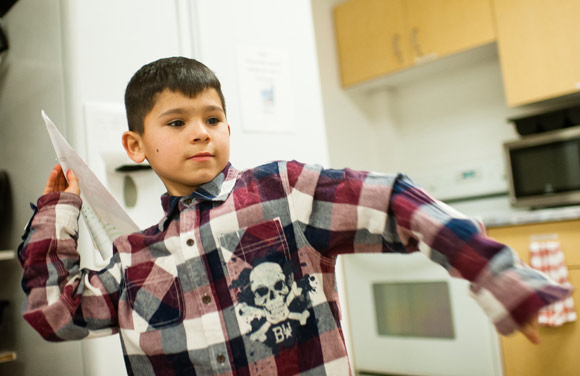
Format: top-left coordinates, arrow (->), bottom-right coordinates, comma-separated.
19,160 -> 571,375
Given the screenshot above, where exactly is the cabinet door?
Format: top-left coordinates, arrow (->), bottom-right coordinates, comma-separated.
333,0 -> 411,87
493,0 -> 580,107
404,0 -> 496,63
487,220 -> 580,267
487,220 -> 580,375
499,268 -> 580,376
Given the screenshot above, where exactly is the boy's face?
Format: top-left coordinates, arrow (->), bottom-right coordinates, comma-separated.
123,88 -> 230,196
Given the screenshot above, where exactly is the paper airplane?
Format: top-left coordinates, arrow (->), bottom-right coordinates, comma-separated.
42,111 -> 139,259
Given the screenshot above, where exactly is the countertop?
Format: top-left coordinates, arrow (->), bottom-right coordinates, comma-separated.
482,205 -> 580,228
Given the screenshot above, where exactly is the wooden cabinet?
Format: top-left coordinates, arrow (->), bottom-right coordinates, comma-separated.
493,0 -> 580,107
404,0 -> 496,62
333,0 -> 410,87
333,0 -> 496,87
487,220 -> 580,376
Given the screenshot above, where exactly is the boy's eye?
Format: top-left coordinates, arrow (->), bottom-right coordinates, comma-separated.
167,120 -> 185,127
207,117 -> 220,125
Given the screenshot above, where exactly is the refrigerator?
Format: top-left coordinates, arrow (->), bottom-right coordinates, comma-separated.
0,0 -> 329,375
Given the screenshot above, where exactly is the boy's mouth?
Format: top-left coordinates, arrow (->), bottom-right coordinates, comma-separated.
189,152 -> 214,161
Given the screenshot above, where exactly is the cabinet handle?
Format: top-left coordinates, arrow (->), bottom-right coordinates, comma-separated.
392,33 -> 403,64
411,27 -> 423,57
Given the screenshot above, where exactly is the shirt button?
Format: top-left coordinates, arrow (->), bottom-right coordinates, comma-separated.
216,354 -> 226,364
186,238 -> 195,246
202,294 -> 212,305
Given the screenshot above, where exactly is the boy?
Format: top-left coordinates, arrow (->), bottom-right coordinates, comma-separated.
19,57 -> 570,375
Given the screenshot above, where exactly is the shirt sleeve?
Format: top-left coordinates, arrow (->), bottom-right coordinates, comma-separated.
18,192 -> 122,342
284,160 -> 572,335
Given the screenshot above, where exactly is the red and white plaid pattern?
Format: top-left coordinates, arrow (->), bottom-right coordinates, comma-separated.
18,161 -> 574,375
530,238 -> 577,326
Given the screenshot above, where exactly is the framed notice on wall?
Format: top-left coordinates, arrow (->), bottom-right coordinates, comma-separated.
236,45 -> 294,133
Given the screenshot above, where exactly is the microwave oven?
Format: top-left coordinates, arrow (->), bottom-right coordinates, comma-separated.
504,125 -> 580,208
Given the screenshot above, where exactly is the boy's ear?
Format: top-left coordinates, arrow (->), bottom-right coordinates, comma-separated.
122,131 -> 146,163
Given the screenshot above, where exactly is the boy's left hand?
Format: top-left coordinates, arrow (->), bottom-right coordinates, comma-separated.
519,313 -> 540,344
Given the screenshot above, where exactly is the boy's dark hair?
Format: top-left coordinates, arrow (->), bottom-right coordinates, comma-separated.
124,56 -> 226,134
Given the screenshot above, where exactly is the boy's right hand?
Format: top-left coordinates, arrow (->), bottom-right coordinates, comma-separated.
43,164 -> 81,196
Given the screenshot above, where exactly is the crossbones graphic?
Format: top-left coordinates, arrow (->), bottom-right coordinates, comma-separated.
236,262 -> 310,342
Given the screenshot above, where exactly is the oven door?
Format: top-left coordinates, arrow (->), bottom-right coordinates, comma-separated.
337,252 -> 503,376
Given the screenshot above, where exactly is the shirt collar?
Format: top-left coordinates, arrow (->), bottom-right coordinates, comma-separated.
158,163 -> 238,231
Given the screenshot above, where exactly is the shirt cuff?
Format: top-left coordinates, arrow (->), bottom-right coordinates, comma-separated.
469,255 -> 574,335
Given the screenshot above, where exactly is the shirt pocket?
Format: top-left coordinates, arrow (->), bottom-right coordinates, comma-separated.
218,218 -> 291,286
124,257 -> 184,331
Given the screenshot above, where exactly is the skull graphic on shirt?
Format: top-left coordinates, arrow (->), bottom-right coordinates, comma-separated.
231,259 -> 315,347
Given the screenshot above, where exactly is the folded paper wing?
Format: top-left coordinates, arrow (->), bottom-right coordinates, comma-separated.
42,111 -> 139,259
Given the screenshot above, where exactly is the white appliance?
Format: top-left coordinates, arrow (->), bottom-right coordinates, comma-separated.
338,252 -> 504,376
2,0 -> 328,375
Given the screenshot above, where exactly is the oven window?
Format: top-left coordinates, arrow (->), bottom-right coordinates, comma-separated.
372,281 -> 455,339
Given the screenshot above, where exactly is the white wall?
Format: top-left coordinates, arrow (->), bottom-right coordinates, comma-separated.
59,0 -> 188,160
389,57 -> 515,175
192,0 -> 329,170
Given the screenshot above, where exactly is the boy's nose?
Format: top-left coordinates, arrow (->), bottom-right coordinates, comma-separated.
189,122 -> 210,142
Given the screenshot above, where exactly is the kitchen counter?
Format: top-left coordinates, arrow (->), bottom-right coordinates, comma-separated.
482,205 -> 580,228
